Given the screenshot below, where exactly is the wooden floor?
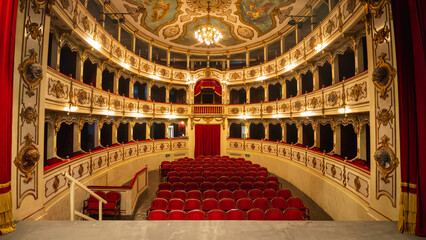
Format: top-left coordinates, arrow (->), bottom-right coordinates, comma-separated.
3,220 -> 422,240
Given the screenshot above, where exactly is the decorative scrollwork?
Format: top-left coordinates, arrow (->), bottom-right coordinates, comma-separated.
372,53 -> 396,99
18,49 -> 43,97
375,135 -> 399,183
14,134 -> 40,183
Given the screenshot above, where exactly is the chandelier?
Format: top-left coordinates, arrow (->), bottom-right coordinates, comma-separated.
195,1 -> 222,45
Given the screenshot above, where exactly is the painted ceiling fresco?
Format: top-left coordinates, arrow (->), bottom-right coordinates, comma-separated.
115,0 -> 310,51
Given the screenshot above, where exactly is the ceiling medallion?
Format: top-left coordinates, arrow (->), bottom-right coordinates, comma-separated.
195,1 -> 223,45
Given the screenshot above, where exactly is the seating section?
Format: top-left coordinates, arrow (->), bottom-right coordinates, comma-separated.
148,156 -> 309,220
84,191 -> 121,219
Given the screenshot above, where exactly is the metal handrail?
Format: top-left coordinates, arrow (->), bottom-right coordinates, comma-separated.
62,172 -> 107,221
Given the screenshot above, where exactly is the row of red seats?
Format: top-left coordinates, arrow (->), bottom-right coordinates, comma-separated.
148,197 -> 308,217
166,170 -> 269,179
158,181 -> 280,192
167,175 -> 278,184
157,189 -> 292,201
84,191 -> 121,219
149,208 -> 305,220
165,162 -> 262,169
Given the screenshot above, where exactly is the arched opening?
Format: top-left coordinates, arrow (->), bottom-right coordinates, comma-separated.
194,79 -> 222,104
83,58 -> 97,86
81,122 -> 96,152
150,123 -> 166,139
268,123 -> 282,141
250,86 -> 265,103
229,88 -> 246,104
302,123 -> 314,148
301,71 -> 314,94
100,123 -> 113,147
286,78 -> 297,98
319,123 -> 333,153
59,44 -> 77,78
133,123 -> 146,141
337,47 -> 356,81
286,123 -> 298,144
268,82 -> 282,101
47,32 -> 58,69
249,123 -> 265,140
117,123 -> 129,144
151,85 -> 166,102
229,123 -> 243,138
318,61 -> 332,88
102,69 -> 114,92
133,81 -> 147,100
57,122 -> 74,159
339,124 -> 358,159
118,76 -> 130,97
169,88 -> 187,104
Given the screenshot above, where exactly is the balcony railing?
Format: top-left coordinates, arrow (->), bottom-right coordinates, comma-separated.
193,105 -> 223,114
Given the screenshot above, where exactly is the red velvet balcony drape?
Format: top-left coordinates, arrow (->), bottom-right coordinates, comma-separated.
392,0 -> 426,236
194,79 -> 222,96
0,0 -> 17,235
194,124 -> 220,157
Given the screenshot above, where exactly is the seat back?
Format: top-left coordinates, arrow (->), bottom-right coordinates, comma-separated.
236,198 -> 253,211
181,176 -> 192,183
248,189 -> 263,200
184,199 -> 201,211
255,176 -> 267,183
187,190 -> 202,200
200,182 -> 213,191
263,189 -> 277,200
166,198 -> 185,211
168,210 -> 186,220
233,190 -> 248,200
266,176 -> 279,183
240,182 -> 253,191
202,198 -> 219,211
106,191 -> 120,201
207,209 -> 226,220
270,197 -> 288,210
203,190 -> 218,199
157,190 -> 172,200
218,190 -> 233,200
172,190 -> 187,201
226,209 -> 245,220
213,182 -> 226,191
266,181 -> 279,190
172,182 -> 185,191
148,210 -> 168,220
218,198 -> 236,211
230,176 -> 243,183
226,182 -> 240,191
265,208 -> 284,220
206,176 -> 218,183
283,208 -> 304,220
158,182 -> 172,191
187,210 -> 206,220
277,189 -> 292,199
168,176 -> 181,184
243,176 -> 255,183
150,198 -> 168,210
218,176 -> 230,183
185,182 -> 199,191
193,176 -> 205,183
253,181 -> 267,190
246,208 -> 265,220
253,198 -> 270,211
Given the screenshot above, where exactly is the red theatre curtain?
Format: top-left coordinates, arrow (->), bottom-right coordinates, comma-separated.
194,79 -> 222,96
392,0 -> 426,236
0,0 -> 17,235
194,125 -> 220,157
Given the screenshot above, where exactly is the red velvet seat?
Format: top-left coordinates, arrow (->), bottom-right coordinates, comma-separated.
161,164 -> 172,177
187,190 -> 202,200
226,182 -> 240,191
203,190 -> 218,200
257,171 -> 268,178
202,171 -> 212,178
266,181 -> 279,190
206,176 -> 218,183
202,198 -> 219,211
265,208 -> 284,220
236,171 -> 246,178
190,171 -> 201,177
246,208 -> 265,220
230,176 -> 243,183
226,209 -> 245,220
270,197 -> 288,211
226,167 -> 237,172
218,190 -> 233,200
167,171 -> 178,178
287,197 -> 309,219
253,198 -> 270,211
194,167 -> 204,172
258,167 -> 267,172
266,176 -> 279,183
263,189 -> 277,200
200,182 -> 214,191
236,198 -> 253,212
233,189 -> 248,200
147,198 -> 168,215
207,209 -> 226,220
206,167 -> 215,172
213,171 -> 223,178
237,167 -> 248,172
248,189 -> 263,200
255,176 -> 267,183
178,171 -> 189,177
166,198 -> 185,211
185,182 -> 199,191
148,210 -> 168,220
103,191 -> 121,219
218,176 -> 230,183
184,199 -> 201,211
213,182 -> 227,191
168,176 -> 181,184
252,164 -> 261,168
168,210 -> 186,220
174,167 -> 184,172
246,171 -> 257,177
244,160 -> 252,165
277,189 -> 292,199
223,171 -> 235,178
218,198 -> 236,211
243,176 -> 255,183
157,190 -> 173,200
172,182 -> 185,191
181,176 -> 192,183
283,208 -> 305,220
172,190 -> 187,201
240,182 -> 253,191
158,182 -> 172,191
216,167 -> 226,172
253,181 -> 267,190
193,176 -> 205,184
187,210 -> 206,220
247,167 -> 257,172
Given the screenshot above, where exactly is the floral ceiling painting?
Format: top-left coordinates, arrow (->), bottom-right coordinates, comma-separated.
113,0 -> 308,51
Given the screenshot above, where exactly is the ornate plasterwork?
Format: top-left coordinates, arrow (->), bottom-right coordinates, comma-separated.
109,0 -> 309,51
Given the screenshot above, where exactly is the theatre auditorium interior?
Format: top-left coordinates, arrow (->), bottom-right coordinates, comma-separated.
0,0 -> 425,239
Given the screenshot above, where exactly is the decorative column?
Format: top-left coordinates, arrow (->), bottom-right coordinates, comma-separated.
166,84 -> 170,103
356,37 -> 366,74
165,121 -> 170,138
245,122 -> 250,139
149,41 -> 153,61
281,121 -> 286,142
334,124 -> 341,155
264,122 -> 269,140
147,81 -> 152,101
280,34 -> 284,54
129,77 -> 135,99
313,66 -> 320,91
246,85 -> 250,104
297,122 -> 303,145
186,52 -> 190,70
331,56 -> 339,84
167,47 -> 171,67
112,122 -> 118,144
281,78 -> 286,99
264,82 -> 268,102
296,72 -> 302,96
95,65 -> 102,88
113,70 -> 119,94
314,123 -> 320,148
75,52 -> 82,80
226,51 -> 230,70
129,121 -> 134,142
146,121 -> 151,140
245,47 -> 249,67
263,42 -> 267,63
